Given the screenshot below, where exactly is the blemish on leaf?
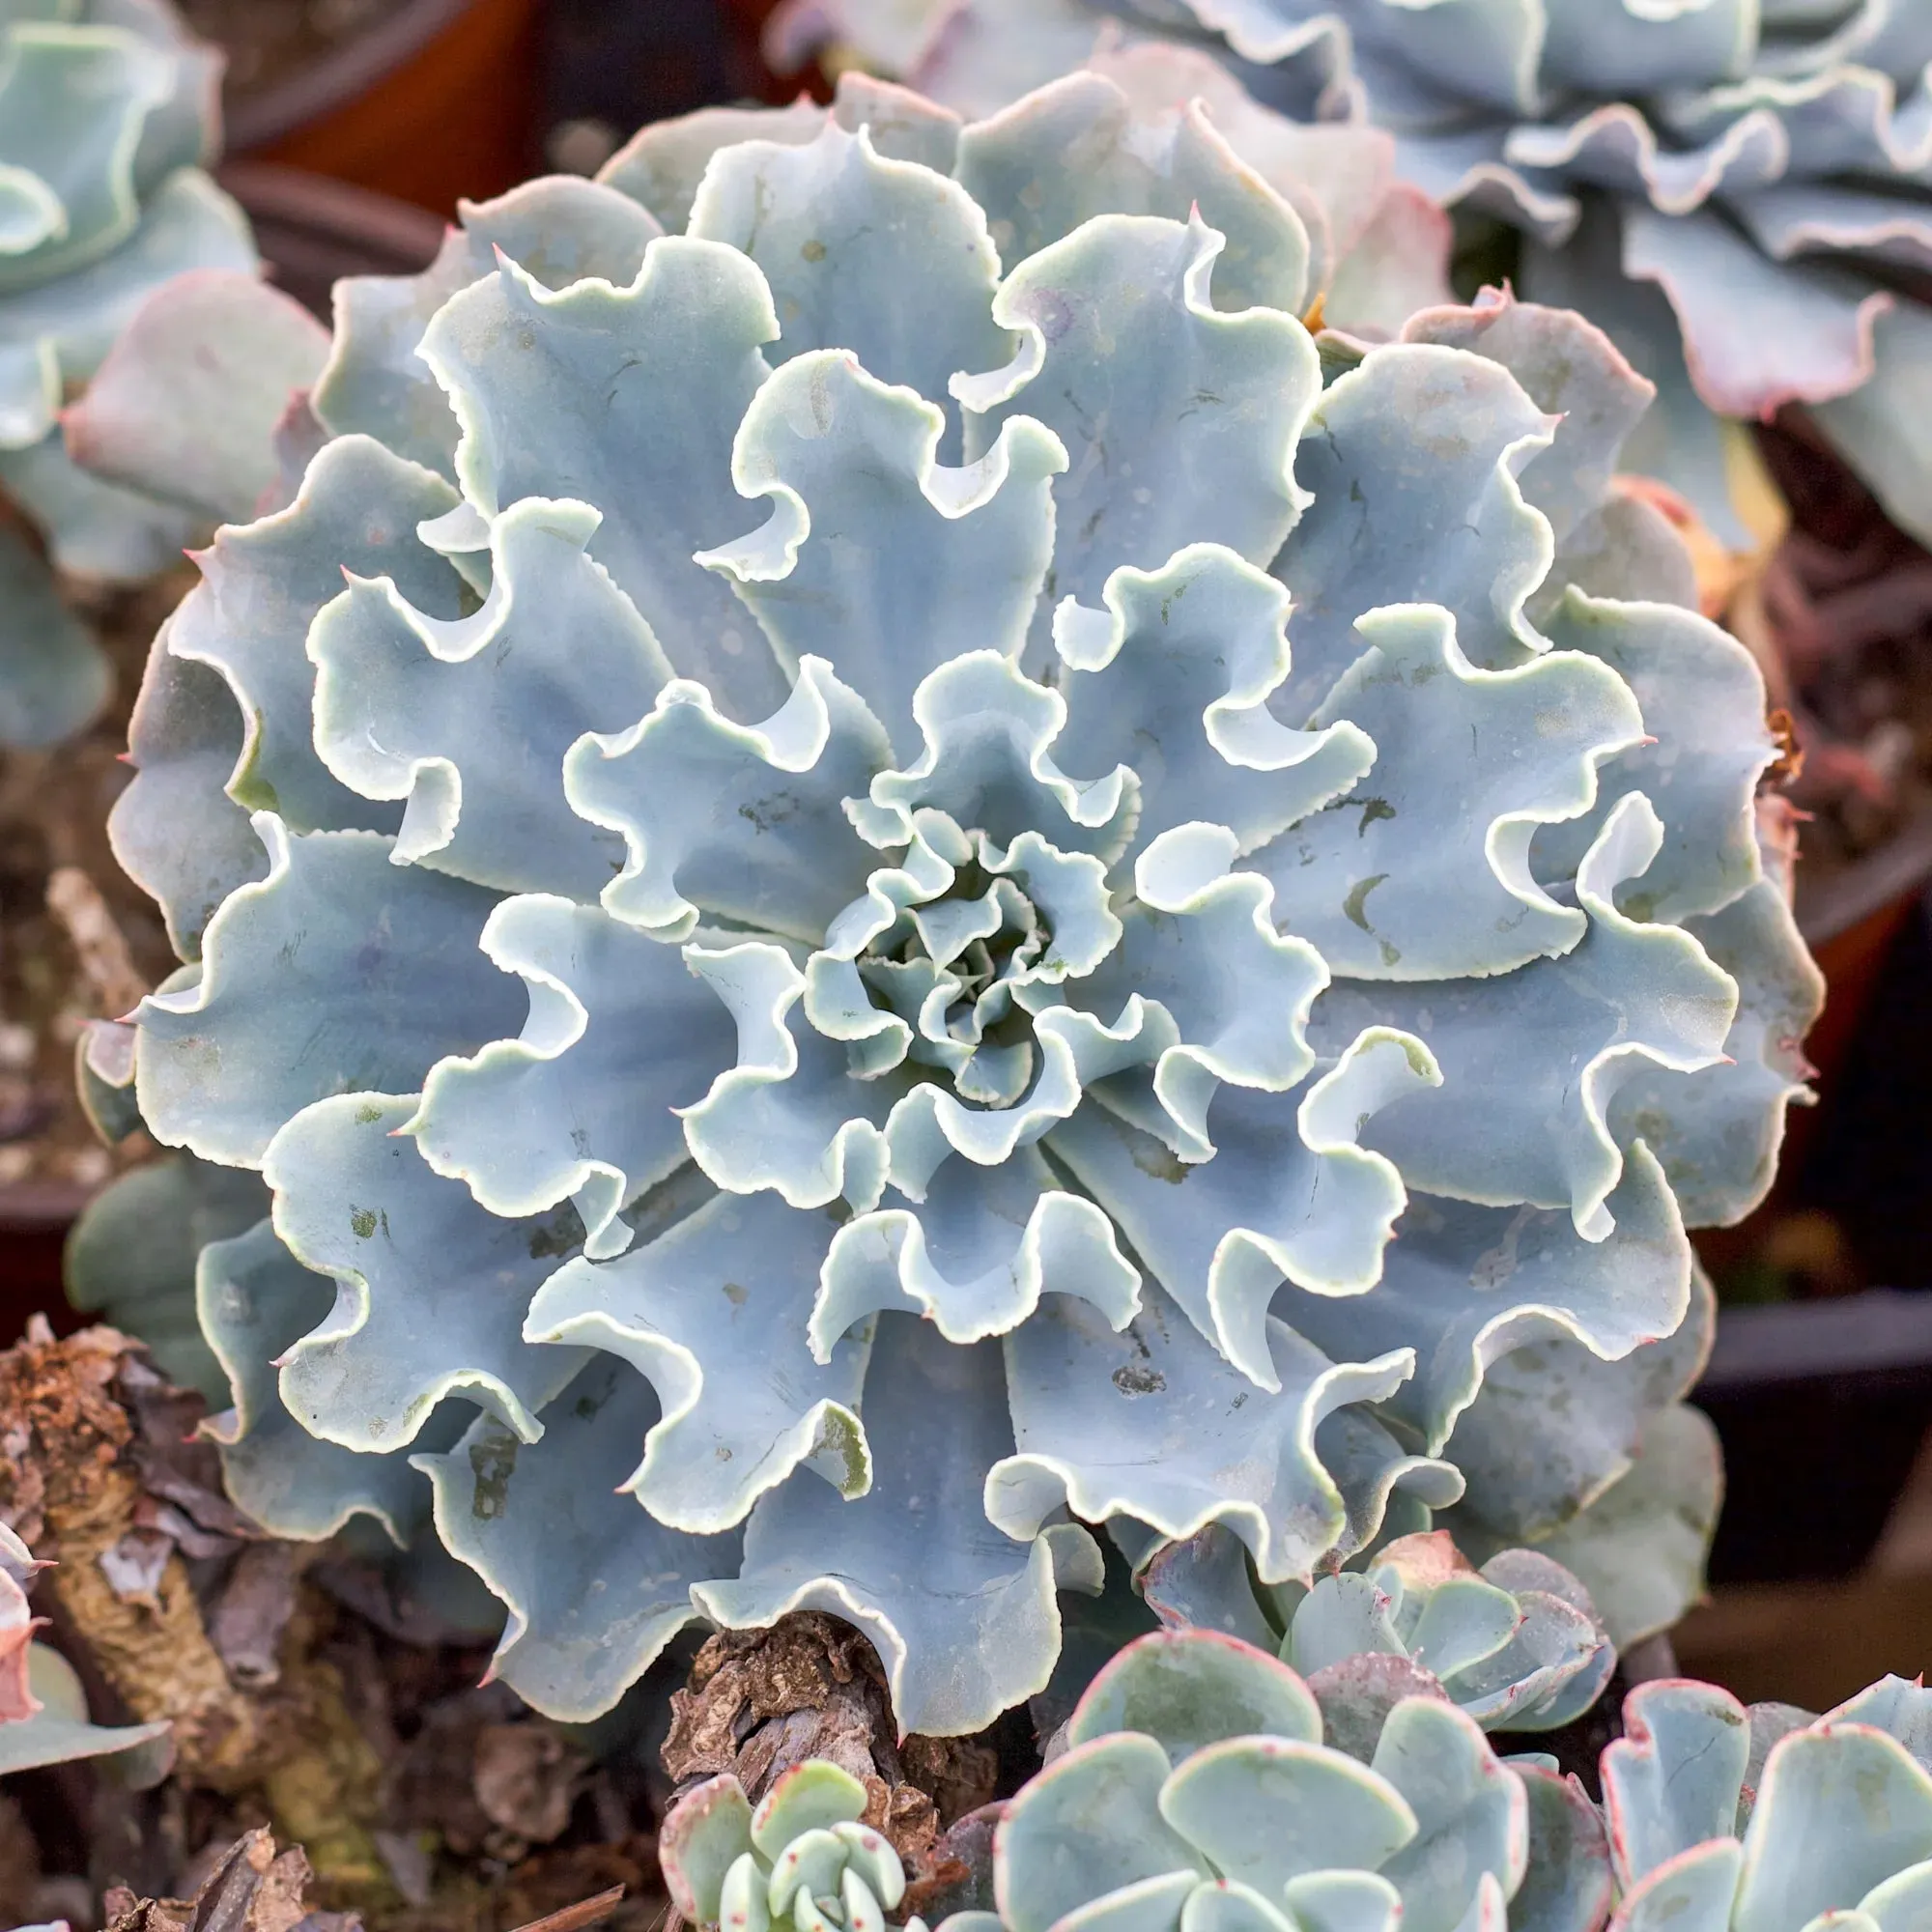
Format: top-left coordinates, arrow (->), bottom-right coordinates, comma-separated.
469,1432 -> 518,1520
1343,874 -> 1387,932
355,1101 -> 384,1123
722,1281 -> 748,1306
801,238 -> 827,262
1112,1363 -> 1166,1397
350,1206 -> 379,1239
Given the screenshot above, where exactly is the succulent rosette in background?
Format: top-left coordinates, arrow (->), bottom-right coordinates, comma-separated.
0,0 -> 260,746
773,0 -> 1932,554
92,63 -> 1818,1736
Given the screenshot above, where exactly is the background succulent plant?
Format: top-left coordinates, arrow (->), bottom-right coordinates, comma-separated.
0,0 -> 257,748
1605,1672 -> 1932,1932
98,64 -> 1816,1736
1142,1527 -> 1615,1733
941,1627 -> 1612,1932
772,0 -> 1932,554
662,1760 -> 927,1932
0,1522 -> 172,1776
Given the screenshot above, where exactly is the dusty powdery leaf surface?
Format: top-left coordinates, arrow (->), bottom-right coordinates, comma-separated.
112,68 -> 1816,1732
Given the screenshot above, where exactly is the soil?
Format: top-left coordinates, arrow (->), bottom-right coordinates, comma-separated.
0,557 -> 187,1215
180,0 -> 414,105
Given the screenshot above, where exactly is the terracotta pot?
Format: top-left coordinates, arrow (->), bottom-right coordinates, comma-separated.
225,0 -> 545,217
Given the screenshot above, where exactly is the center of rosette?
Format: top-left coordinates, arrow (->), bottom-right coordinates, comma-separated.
803,805 -> 1122,1111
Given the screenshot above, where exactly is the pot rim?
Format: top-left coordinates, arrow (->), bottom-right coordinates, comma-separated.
221,0 -> 480,153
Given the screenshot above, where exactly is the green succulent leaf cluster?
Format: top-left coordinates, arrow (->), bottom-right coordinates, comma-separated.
1605,1674 -> 1932,1932
663,1761 -> 928,1932
1143,1527 -> 1613,1734
90,60 -> 1817,1737
0,0 -> 255,748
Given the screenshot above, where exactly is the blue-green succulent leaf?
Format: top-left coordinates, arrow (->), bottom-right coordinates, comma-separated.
699,350 -> 1065,751
1268,345 -> 1555,722
1734,1725 -> 1932,1932
597,97 -> 829,235
959,211 -> 1318,647
1049,544 -> 1376,865
522,1187 -> 872,1534
0,515 -> 109,747
420,241 -> 789,721
1049,1031 -> 1437,1384
310,497 -> 670,899
688,119 -> 1009,433
197,1214 -> 434,1544
1313,794 -> 1737,1238
696,1314 -> 1094,1738
1370,1697 -> 1527,1932
164,433 -> 463,833
0,424 -> 195,579
1068,1625 -> 1321,1761
1256,603 -> 1644,980
1279,1142 -> 1690,1468
1164,1733 -> 1418,1888
991,1285 -> 1445,1586
61,269 -> 328,524
1529,590 -> 1772,925
1509,1763 -> 1613,1932
1609,810 -> 1825,1229
109,617 -> 258,959
955,68 -> 1312,315
134,818 -> 526,1164
414,1355 -> 741,1722
66,1150 -> 266,1401
1605,1679 -> 1751,1886
994,1733 -> 1208,1932
408,897 -> 735,1256
660,1774 -> 756,1924
262,1094 -> 589,1454
567,655 -> 891,945
313,176 -> 662,478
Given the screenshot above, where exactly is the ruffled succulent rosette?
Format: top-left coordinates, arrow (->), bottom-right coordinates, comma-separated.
1141,1527 -> 1615,1735
1603,1673 -> 1932,1932
113,71 -> 1815,1736
936,1629 -> 1612,1932
0,1523 -> 172,1778
781,0 -> 1932,554
0,0 -> 259,747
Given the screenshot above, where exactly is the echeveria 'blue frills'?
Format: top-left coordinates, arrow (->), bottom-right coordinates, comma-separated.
0,0 -> 255,747
110,68 -> 1816,1733
775,0 -> 1932,551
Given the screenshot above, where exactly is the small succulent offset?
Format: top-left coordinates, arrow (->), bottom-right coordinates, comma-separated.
943,1629 -> 1609,1932
1142,1527 -> 1614,1734
1605,1673 -> 1932,1932
0,1522 -> 171,1776
0,0 -> 254,748
773,0 -> 1932,553
108,62 -> 1818,1735
663,1761 -> 930,1932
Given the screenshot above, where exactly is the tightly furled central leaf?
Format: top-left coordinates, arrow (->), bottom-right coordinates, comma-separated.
109,71 -> 1818,1737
